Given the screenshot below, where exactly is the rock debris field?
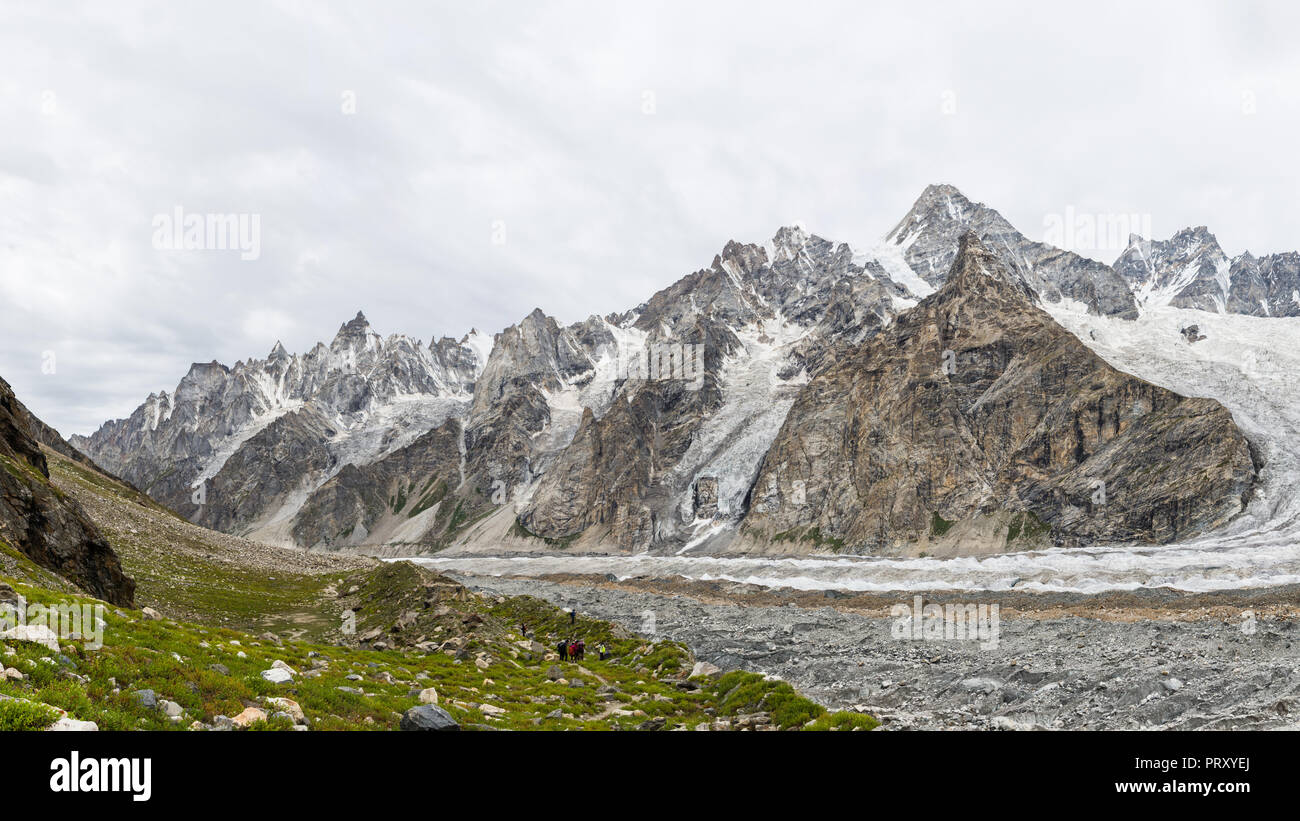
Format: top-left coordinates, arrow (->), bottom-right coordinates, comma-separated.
456,574 -> 1300,730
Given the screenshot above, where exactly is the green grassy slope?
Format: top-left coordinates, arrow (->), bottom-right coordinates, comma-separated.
0,447 -> 878,732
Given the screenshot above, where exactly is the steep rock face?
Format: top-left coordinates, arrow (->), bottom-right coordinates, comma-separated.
463,309 -> 607,494
519,320 -> 730,548
187,409 -> 338,534
1226,252 -> 1300,317
76,183 -> 1289,556
426,225 -> 913,552
739,233 -> 1257,555
0,377 -> 135,606
290,422 -> 464,549
885,184 -> 1139,319
706,227 -> 911,378
288,307 -> 625,550
513,224 -> 914,551
469,309 -> 604,427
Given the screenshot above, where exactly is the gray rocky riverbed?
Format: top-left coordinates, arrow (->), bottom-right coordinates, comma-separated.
454,574 -> 1300,730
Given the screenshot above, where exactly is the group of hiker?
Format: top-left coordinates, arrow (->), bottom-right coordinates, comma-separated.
555,638 -> 610,662
522,608 -> 610,663
557,638 -> 586,660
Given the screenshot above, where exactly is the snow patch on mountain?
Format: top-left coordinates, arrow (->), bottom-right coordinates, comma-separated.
195,401 -> 305,484
1047,302 -> 1300,542
668,315 -> 810,526
857,241 -> 935,298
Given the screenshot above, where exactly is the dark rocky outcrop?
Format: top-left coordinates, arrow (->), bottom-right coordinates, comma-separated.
0,376 -> 135,606
291,422 -> 465,549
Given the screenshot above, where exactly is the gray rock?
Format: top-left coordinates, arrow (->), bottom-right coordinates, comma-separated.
400,705 -> 460,731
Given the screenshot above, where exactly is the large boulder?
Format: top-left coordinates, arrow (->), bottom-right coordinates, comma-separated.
265,697 -> 306,724
400,704 -> 460,731
230,707 -> 267,728
691,661 -> 722,678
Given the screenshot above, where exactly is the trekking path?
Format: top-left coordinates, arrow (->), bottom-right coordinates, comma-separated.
576,664 -> 608,686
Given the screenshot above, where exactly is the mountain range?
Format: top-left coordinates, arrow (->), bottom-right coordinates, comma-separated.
69,183 -> 1293,556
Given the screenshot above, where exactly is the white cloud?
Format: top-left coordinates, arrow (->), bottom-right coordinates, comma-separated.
1,0 -> 1298,435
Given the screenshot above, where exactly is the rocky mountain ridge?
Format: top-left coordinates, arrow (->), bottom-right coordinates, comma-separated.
71,314 -> 488,541
72,184 -> 1279,556
736,233 -> 1258,554
885,184 -> 1141,320
1115,226 -> 1300,317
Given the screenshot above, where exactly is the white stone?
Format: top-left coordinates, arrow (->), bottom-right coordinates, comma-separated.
48,717 -> 99,732
230,707 -> 266,728
0,625 -> 60,651
691,661 -> 722,678
265,697 -> 305,723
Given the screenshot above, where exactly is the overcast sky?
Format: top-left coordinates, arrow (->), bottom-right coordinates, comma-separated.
2,0 -> 1298,436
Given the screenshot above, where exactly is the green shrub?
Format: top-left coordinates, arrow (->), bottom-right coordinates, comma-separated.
0,698 -> 60,731
806,711 -> 879,731
709,670 -> 827,729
